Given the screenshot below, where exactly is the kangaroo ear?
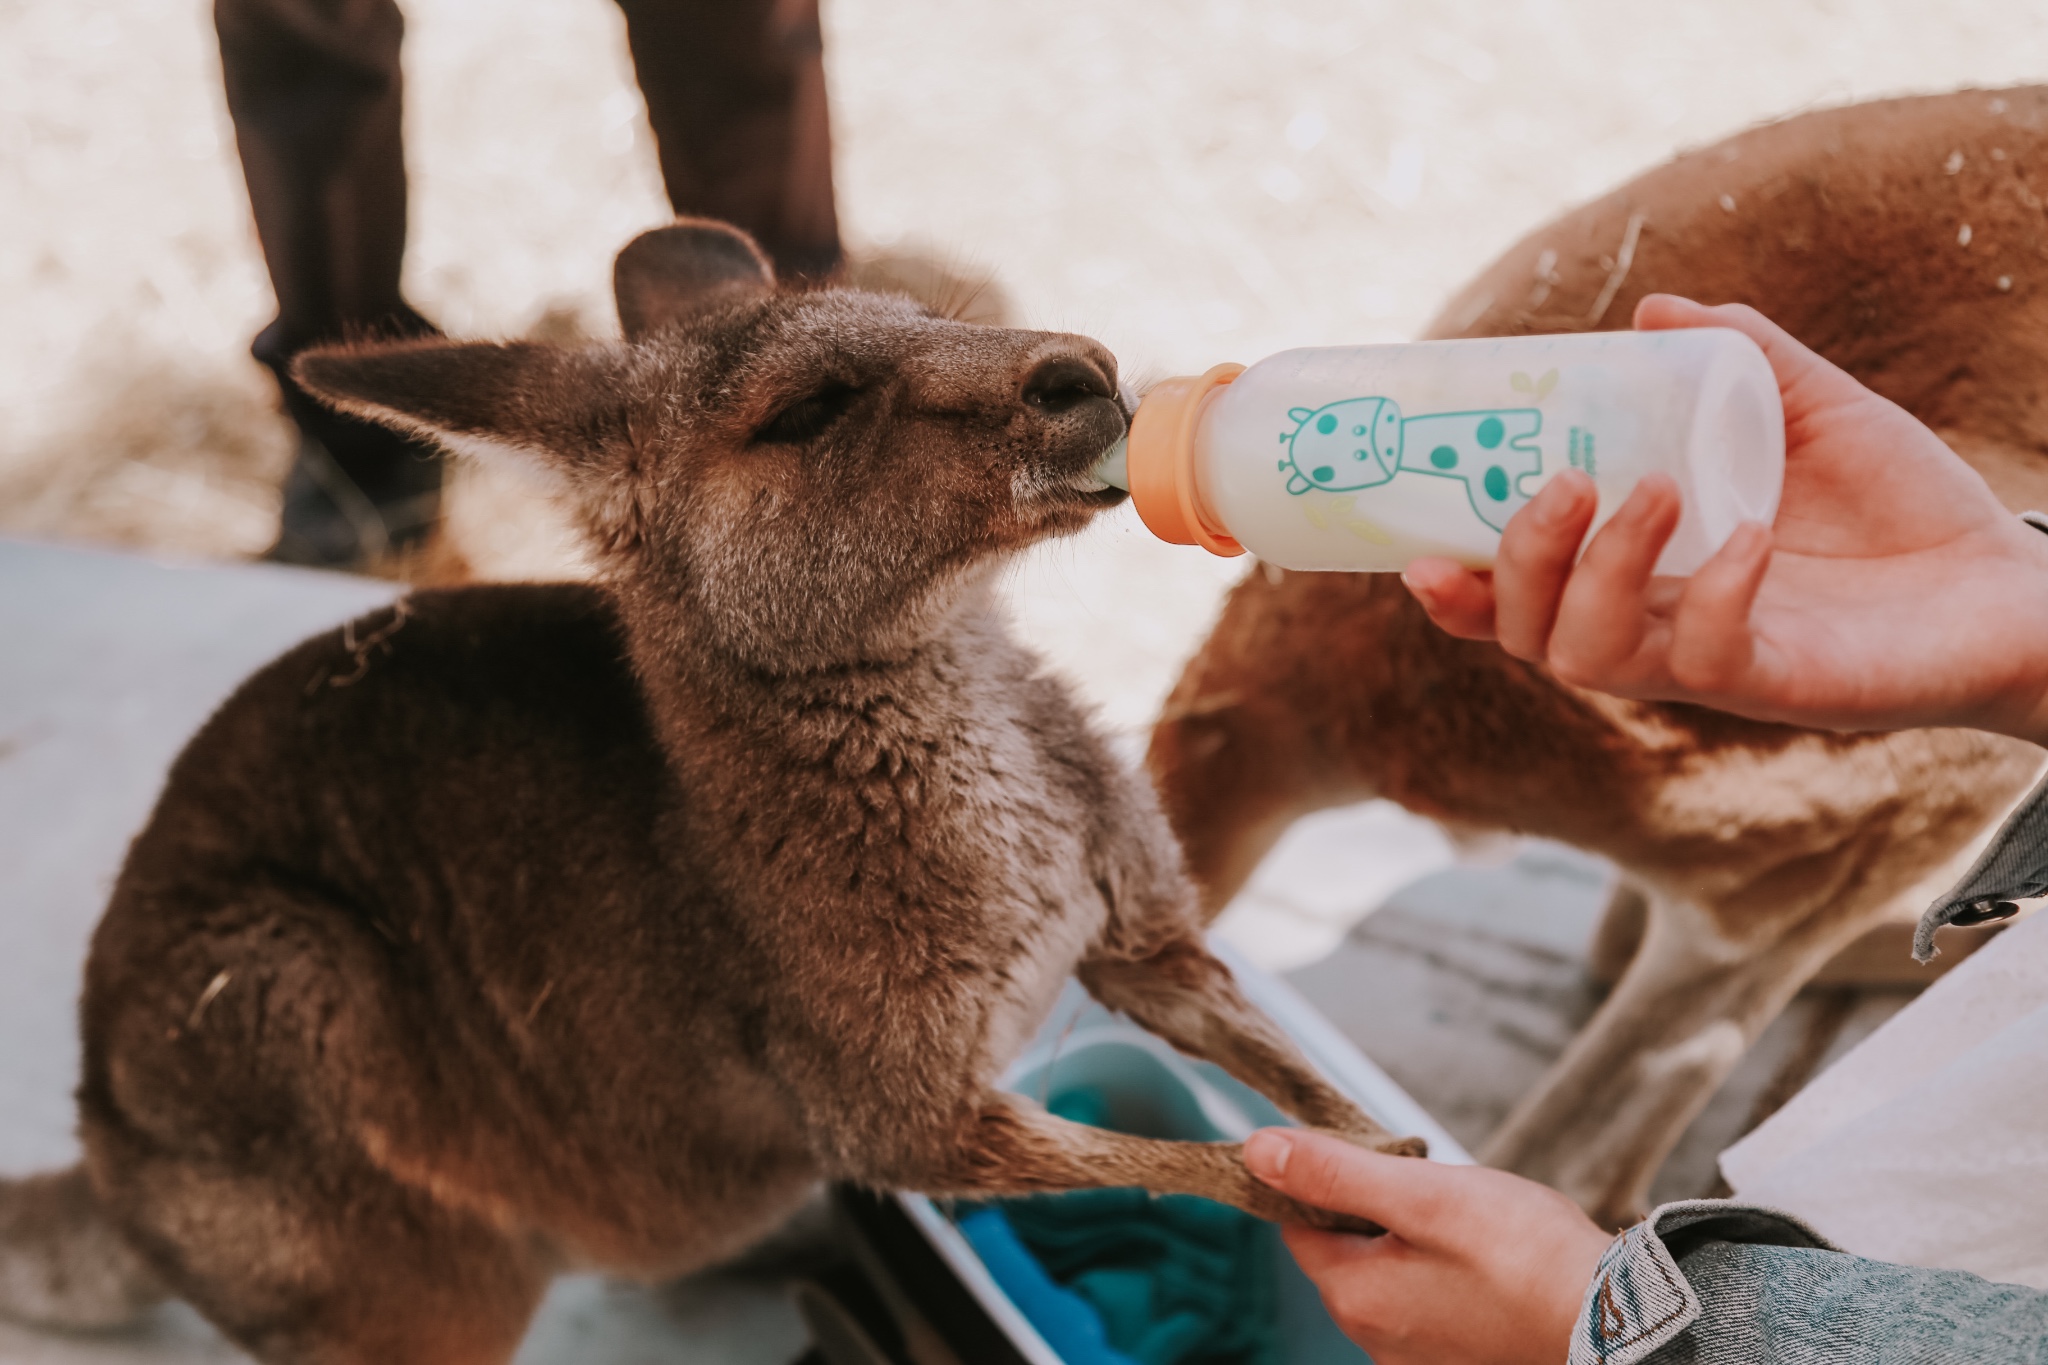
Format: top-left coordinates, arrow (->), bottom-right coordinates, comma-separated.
614,218 -> 776,341
294,339 -> 629,472
296,338 -> 646,554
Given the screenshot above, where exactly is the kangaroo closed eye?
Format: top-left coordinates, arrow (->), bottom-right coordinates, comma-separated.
754,383 -> 863,445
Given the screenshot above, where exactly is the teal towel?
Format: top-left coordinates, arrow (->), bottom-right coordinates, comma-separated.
957,1207 -> 1141,1365
999,1189 -> 1280,1365
991,1085 -> 1282,1365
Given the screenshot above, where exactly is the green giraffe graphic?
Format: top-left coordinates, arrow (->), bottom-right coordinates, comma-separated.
1278,396 -> 1544,532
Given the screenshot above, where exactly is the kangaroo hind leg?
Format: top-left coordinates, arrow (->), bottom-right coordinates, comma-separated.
88,1128 -> 544,1365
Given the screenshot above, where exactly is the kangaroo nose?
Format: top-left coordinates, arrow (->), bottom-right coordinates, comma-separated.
1021,353 -> 1116,414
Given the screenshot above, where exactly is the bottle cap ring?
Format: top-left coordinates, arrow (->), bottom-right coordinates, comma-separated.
1127,363 -> 1246,557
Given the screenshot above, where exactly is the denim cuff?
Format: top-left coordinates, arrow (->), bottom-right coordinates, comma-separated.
1919,761 -> 2048,959
1567,1200 -> 1835,1365
1909,509 -> 2048,958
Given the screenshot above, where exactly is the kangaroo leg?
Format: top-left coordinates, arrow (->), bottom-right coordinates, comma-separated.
934,1091 -> 1388,1234
80,879 -> 548,1365
89,1131 -> 544,1365
1078,937 -> 1425,1156
1147,705 -> 1330,920
1586,879 -> 1650,987
1482,890 -> 1864,1229
1147,572 -> 1376,921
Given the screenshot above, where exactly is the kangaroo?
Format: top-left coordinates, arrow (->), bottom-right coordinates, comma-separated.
0,220 -> 1414,1363
1149,86 -> 2048,1229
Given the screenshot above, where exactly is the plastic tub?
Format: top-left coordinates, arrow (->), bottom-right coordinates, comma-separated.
827,940 -> 1470,1365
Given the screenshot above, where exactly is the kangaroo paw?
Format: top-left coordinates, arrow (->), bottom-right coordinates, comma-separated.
1305,1124 -> 1429,1160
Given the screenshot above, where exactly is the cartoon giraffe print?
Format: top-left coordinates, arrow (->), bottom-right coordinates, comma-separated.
1278,398 -> 1544,532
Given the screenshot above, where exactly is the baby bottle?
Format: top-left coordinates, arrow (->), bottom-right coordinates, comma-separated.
1092,329 -> 1784,575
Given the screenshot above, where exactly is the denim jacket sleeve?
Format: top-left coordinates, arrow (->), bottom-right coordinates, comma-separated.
1917,509 -> 2048,957
1567,1199 -> 2048,1364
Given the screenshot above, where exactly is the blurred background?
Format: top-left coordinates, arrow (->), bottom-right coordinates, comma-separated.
10,0 -> 2048,737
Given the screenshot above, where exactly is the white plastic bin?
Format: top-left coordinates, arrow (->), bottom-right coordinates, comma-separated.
827,939 -> 1469,1365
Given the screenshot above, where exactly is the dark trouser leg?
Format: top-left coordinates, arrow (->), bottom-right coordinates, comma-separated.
616,0 -> 842,283
216,0 -> 443,566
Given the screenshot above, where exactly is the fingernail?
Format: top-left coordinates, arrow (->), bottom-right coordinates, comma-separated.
1245,1129 -> 1294,1181
1620,475 -> 1675,520
1399,568 -> 1429,599
1533,470 -> 1589,520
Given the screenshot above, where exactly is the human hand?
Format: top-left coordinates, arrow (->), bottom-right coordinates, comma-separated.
1401,295 -> 2048,741
1243,1128 -> 1610,1365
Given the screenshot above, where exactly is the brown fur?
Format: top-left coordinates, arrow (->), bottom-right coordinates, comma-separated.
1150,87 -> 2048,1228
0,221 -> 1412,1361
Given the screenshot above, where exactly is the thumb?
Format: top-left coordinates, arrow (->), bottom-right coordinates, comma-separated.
1244,1129 -> 1460,1246
1633,294 -> 1853,416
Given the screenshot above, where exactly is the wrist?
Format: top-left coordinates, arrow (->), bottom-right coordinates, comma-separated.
1997,513 -> 2048,747
1542,1222 -> 1619,1363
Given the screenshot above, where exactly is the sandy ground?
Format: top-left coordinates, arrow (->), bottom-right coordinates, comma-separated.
8,0 -> 2048,735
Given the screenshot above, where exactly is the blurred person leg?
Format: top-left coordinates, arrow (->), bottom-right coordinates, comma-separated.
617,0 -> 842,282
216,0 -> 444,568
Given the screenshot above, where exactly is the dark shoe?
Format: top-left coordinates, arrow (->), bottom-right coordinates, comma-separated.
254,313 -> 446,571
267,430 -> 443,569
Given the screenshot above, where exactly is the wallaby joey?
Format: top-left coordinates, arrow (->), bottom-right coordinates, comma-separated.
0,221 -> 1417,1364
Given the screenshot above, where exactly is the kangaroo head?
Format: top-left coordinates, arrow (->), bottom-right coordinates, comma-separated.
296,219 -> 1128,670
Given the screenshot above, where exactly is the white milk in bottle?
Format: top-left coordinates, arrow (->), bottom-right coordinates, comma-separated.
1094,329 -> 1784,574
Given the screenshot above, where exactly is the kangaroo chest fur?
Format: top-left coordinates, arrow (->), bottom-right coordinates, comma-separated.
82,582 -> 1119,1269
648,611 -> 1115,1126
595,577 -> 1128,1199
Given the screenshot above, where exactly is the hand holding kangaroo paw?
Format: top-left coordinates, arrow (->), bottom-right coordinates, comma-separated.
936,1094 -> 1431,1241
1243,1129 -> 1611,1365
1242,1126 -> 1425,1235
1303,1124 -> 1428,1160
939,1094 -> 1389,1231
1238,1179 -> 1388,1237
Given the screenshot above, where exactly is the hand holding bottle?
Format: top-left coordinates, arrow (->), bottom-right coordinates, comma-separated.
1403,295 -> 2048,743
1103,319 -> 1783,574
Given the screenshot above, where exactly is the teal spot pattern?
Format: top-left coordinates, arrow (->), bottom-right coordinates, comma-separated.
1275,397 -> 1543,531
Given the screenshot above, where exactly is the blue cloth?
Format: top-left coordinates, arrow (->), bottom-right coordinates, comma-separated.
963,1085 -> 1281,1365
957,1206 -> 1140,1365
998,1188 -> 1281,1365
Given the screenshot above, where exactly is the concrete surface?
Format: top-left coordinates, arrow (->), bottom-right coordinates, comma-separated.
0,1275 -> 807,1365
